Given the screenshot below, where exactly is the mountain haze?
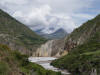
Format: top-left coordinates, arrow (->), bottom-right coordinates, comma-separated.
35,28 -> 68,39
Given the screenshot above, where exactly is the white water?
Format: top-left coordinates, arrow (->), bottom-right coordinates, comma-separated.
28,57 -> 70,75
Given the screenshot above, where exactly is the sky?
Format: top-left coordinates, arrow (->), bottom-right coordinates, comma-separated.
0,0 -> 100,34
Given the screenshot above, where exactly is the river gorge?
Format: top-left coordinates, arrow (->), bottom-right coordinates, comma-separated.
29,39 -> 70,75
29,57 -> 70,75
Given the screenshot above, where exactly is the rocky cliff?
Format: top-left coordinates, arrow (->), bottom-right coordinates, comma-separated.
33,39 -> 68,57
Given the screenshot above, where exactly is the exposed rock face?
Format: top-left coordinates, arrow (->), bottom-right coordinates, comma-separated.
33,39 -> 67,57
64,19 -> 100,52
33,40 -> 54,57
90,68 -> 97,75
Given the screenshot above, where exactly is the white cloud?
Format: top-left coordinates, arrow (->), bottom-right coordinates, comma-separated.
0,0 -> 96,34
0,0 -> 27,5
12,5 -> 51,29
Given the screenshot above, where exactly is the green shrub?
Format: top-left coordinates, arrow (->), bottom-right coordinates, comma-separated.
51,31 -> 100,75
0,62 -> 10,75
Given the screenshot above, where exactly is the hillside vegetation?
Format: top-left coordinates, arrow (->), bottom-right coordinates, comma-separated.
0,9 -> 47,55
0,9 -> 62,75
51,15 -> 100,75
0,44 -> 62,75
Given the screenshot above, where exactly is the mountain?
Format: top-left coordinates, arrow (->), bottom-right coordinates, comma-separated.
35,28 -> 68,39
0,9 -> 47,55
0,9 -> 62,75
32,28 -> 68,57
51,14 -> 100,75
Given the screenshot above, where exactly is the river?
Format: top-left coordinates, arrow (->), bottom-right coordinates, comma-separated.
28,57 -> 70,75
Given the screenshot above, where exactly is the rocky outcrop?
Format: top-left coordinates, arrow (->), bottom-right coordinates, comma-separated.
33,39 -> 68,57
90,68 -> 97,75
33,40 -> 54,57
64,18 -> 100,52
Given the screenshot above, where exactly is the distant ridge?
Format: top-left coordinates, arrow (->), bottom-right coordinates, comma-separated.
35,28 -> 68,39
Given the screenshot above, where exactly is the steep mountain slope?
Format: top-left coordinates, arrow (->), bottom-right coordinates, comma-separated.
63,15 -> 100,52
0,44 -> 62,75
51,15 -> 100,75
35,28 -> 68,39
0,9 -> 47,55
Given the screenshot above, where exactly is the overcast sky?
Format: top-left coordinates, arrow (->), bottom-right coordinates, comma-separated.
0,0 -> 100,34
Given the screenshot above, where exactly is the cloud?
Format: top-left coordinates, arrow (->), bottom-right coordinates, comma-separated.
13,5 -> 51,25
0,0 -> 98,34
11,4 -> 77,33
12,5 -> 52,31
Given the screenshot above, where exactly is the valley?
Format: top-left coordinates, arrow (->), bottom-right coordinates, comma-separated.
29,57 -> 70,75
0,9 -> 63,75
0,5 -> 100,75
29,14 -> 100,75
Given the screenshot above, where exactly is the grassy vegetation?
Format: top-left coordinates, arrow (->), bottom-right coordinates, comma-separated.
66,14 -> 100,42
51,15 -> 100,75
0,44 -> 62,75
0,9 -> 47,55
0,61 -> 10,75
52,30 -> 100,75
